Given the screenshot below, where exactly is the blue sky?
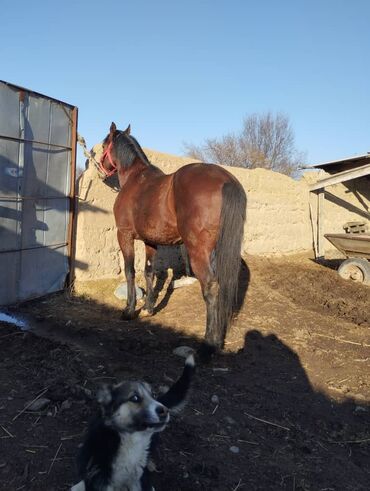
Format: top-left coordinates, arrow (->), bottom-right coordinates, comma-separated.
1,0 -> 369,168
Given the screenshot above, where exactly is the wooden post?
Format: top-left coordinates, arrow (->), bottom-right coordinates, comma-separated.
308,193 -> 318,259
67,106 -> 78,286
317,189 -> 325,259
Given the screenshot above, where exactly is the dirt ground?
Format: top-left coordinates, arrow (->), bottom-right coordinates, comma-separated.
1,254 -> 370,491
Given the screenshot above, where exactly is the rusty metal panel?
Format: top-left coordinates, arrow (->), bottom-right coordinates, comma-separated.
20,197 -> 68,248
43,198 -> 69,244
47,147 -> 71,195
50,102 -> 72,147
19,245 -> 69,300
22,142 -> 48,197
0,199 -> 20,251
0,84 -> 19,138
26,94 -> 51,143
0,139 -> 21,197
0,81 -> 77,305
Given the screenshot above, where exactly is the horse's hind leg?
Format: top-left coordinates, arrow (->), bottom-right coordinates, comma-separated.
202,278 -> 221,350
187,248 -> 222,354
180,244 -> 193,277
117,230 -> 136,320
141,244 -> 157,317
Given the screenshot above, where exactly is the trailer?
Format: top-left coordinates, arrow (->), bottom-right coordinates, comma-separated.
325,226 -> 370,284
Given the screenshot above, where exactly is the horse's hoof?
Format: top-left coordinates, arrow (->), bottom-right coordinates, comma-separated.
197,343 -> 218,363
139,308 -> 154,318
121,310 -> 136,321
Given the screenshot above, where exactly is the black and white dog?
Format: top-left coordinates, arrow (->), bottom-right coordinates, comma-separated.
71,355 -> 195,491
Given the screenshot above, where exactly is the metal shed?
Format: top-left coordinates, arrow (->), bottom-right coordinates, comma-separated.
309,154 -> 370,259
0,81 -> 77,305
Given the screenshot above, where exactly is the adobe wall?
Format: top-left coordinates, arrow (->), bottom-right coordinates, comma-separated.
73,144 -> 369,282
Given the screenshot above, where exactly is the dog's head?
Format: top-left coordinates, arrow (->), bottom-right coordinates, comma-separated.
96,381 -> 170,433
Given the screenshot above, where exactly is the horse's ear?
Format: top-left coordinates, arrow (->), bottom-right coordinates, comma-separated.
109,122 -> 117,141
124,124 -> 131,135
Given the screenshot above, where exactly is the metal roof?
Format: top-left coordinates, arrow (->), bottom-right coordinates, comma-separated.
0,80 -> 76,109
311,153 -> 370,169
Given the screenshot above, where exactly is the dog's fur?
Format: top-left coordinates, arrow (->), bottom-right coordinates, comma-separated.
71,355 -> 195,491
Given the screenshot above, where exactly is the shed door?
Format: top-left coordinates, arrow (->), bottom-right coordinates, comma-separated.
0,82 -> 77,305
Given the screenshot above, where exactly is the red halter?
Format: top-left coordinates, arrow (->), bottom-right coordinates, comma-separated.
99,142 -> 117,177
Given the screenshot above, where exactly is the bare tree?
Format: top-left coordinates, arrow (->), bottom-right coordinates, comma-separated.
184,112 -> 304,176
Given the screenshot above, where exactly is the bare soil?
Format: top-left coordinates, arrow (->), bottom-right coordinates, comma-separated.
1,255 -> 370,491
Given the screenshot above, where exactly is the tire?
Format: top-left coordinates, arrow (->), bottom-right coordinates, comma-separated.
338,258 -> 370,285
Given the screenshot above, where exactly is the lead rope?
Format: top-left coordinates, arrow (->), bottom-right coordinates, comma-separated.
76,133 -> 120,193
76,133 -> 106,178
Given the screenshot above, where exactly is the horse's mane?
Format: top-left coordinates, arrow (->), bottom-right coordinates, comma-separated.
106,131 -> 151,169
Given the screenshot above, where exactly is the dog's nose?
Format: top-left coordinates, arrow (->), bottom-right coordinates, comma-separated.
155,405 -> 168,419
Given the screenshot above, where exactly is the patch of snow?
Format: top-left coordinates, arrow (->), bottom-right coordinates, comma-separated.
114,283 -> 144,300
172,276 -> 198,289
0,312 -> 28,329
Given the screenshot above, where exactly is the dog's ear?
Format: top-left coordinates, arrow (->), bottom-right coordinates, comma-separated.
142,382 -> 152,394
97,384 -> 112,406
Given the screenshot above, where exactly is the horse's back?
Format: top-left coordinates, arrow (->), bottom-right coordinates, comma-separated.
173,163 -> 242,250
173,162 -> 241,207
174,162 -> 237,186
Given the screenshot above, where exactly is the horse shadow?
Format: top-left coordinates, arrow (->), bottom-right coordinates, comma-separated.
150,328 -> 370,490
150,253 -> 250,318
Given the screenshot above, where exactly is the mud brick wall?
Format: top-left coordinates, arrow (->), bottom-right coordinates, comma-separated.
73,144 -> 369,281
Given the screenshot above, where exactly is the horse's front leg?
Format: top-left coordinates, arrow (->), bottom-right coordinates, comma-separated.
141,243 -> 157,317
118,230 -> 136,320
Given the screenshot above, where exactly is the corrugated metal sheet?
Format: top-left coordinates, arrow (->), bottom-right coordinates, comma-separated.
0,81 -> 77,305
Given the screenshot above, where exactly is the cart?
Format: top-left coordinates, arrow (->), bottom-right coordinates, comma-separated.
325,222 -> 370,285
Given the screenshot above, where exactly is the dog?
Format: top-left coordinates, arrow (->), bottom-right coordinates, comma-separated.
71,354 -> 195,491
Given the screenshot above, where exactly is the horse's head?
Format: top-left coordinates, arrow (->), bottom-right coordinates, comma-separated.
98,122 -> 131,179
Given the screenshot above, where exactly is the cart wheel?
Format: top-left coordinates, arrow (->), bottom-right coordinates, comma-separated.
338,258 -> 370,285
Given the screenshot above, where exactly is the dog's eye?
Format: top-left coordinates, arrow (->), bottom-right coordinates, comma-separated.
129,394 -> 141,403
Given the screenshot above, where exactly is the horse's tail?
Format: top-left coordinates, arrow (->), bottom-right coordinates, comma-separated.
214,181 -> 246,347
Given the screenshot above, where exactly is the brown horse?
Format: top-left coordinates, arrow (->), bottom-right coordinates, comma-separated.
99,123 -> 246,353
